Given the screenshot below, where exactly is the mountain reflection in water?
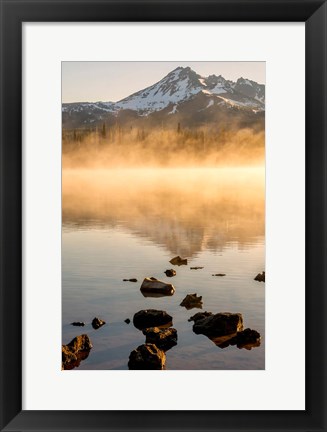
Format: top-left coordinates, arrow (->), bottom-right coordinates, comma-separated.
62,167 -> 264,257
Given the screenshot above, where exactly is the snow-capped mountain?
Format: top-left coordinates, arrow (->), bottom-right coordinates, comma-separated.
62,66 -> 265,129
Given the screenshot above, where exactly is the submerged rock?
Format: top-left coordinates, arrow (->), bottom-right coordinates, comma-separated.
62,334 -> 92,370
180,293 -> 203,310
128,343 -> 166,370
123,278 -> 138,282
92,317 -> 106,330
140,277 -> 175,296
169,256 -> 188,266
254,271 -> 265,282
189,312 -> 243,337
212,273 -> 226,277
133,309 -> 173,330
124,318 -> 131,324
190,266 -> 204,270
143,327 -> 178,351
164,269 -> 176,277
71,321 -> 85,327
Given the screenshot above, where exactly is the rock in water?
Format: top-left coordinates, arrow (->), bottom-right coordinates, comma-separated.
92,317 -> 106,329
140,277 -> 175,296
189,312 -> 243,337
164,269 -> 176,277
124,318 -> 131,324
71,321 -> 85,326
254,271 -> 265,282
188,311 -> 212,322
62,334 -> 92,370
128,344 -> 166,370
133,309 -> 173,330
212,328 -> 261,350
180,293 -> 203,310
190,266 -> 204,270
212,273 -> 226,277
235,328 -> 261,349
169,256 -> 188,266
65,334 -> 92,352
123,278 -> 138,282
143,327 -> 178,351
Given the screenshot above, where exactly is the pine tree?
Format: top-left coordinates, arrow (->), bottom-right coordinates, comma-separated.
101,123 -> 106,138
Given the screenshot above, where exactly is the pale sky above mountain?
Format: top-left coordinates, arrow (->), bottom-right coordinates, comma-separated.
62,62 -> 265,103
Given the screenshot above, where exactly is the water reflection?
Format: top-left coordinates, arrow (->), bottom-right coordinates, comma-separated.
62,168 -> 264,257
141,291 -> 174,298
62,167 -> 265,370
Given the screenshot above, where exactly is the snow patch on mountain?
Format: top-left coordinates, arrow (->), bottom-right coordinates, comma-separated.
209,84 -> 227,95
168,105 -> 178,115
217,95 -> 263,110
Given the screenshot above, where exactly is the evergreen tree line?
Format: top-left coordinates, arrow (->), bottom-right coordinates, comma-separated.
62,122 -> 264,167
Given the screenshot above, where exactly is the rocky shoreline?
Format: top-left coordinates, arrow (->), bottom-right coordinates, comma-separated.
62,258 -> 264,370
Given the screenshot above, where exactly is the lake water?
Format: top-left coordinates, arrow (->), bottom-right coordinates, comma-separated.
62,167 -> 265,370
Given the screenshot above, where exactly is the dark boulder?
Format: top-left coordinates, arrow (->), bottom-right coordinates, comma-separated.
180,293 -> 203,310
169,256 -> 187,266
254,271 -> 265,282
124,318 -> 131,324
71,321 -> 85,326
212,273 -> 226,277
92,317 -> 106,330
189,311 -> 243,337
143,327 -> 178,351
123,278 -> 138,282
234,328 -> 261,349
62,334 -> 92,370
133,309 -> 173,330
128,344 -> 166,370
164,269 -> 176,277
140,277 -> 175,296
62,346 -> 78,369
188,311 -> 212,322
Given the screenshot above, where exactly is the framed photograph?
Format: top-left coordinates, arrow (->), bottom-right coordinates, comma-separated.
0,1 -> 326,431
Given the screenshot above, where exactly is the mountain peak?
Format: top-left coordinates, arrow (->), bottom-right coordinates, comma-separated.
63,66 -> 265,126
115,66 -> 205,112
171,66 -> 192,72
166,66 -> 196,80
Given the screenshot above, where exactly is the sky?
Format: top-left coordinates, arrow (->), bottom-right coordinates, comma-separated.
62,61 -> 265,103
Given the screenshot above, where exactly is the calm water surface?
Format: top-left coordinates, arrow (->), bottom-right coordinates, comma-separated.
62,168 -> 265,370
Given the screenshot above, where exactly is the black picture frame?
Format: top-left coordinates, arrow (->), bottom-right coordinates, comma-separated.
0,1 -> 326,431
